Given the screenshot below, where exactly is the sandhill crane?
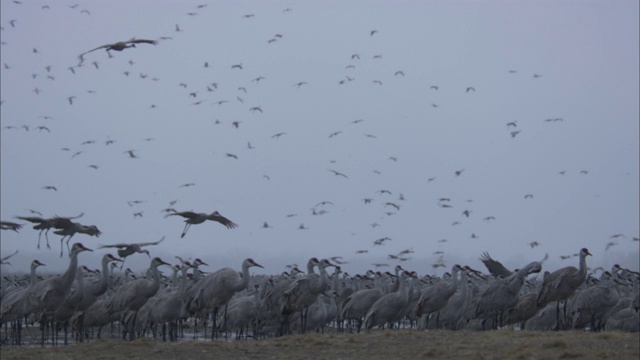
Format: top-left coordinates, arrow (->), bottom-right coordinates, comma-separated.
537,248 -> 591,329
25,243 -> 92,345
190,258 -> 263,338
15,213 -> 84,249
363,271 -> 416,330
165,210 -> 237,238
281,258 -> 334,334
479,252 -> 513,278
106,257 -> 170,340
473,261 -> 542,329
341,272 -> 390,332
570,271 -> 620,331
78,38 -> 158,61
99,236 -> 164,268
73,253 -> 122,341
415,265 -> 462,329
149,262 -> 193,341
218,284 -> 262,339
0,259 -> 45,345
0,221 -> 22,232
53,266 -> 91,344
52,218 -> 101,257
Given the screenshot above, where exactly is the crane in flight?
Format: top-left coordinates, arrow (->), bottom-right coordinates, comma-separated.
98,236 -> 165,268
165,210 -> 237,238
78,38 -> 158,62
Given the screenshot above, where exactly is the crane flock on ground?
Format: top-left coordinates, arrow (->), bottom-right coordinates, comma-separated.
1,1 -> 639,347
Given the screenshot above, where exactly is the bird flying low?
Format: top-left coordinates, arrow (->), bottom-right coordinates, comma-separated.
78,38 -> 158,62
165,210 -> 238,238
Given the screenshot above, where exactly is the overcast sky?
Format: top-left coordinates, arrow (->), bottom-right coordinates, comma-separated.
1,0 -> 638,278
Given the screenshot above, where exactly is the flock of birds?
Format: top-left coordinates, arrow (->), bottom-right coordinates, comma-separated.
1,1 -> 639,347
0,240 -> 638,346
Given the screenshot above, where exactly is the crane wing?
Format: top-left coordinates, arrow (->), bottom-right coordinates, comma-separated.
98,243 -> 129,249
15,216 -> 46,223
126,39 -> 158,45
166,211 -> 199,219
136,236 -> 165,247
210,213 -> 238,229
479,252 -> 513,278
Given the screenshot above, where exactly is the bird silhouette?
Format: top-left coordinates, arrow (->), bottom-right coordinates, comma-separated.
328,169 -> 348,178
165,210 -> 238,238
99,236 -> 165,268
78,38 -> 158,61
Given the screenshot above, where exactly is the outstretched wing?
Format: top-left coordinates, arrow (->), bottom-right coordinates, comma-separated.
479,252 -> 512,278
136,236 -> 165,247
165,210 -> 199,219
126,38 -> 158,46
210,212 -> 238,229
15,216 -> 46,223
78,44 -> 111,61
98,243 -> 128,249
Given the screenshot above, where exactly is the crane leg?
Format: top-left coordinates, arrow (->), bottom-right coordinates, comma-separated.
45,230 -> 51,249
60,236 -> 67,257
181,223 -> 191,238
37,231 -> 42,249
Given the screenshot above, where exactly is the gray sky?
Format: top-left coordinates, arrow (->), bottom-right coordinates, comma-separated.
1,0 -> 638,277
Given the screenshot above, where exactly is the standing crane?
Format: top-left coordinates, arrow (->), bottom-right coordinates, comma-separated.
414,264 -> 463,329
106,257 -> 170,340
165,210 -> 237,238
73,254 -> 122,341
363,271 -> 416,331
190,258 -> 263,339
537,248 -> 591,330
282,258 -> 334,334
25,243 -> 92,345
0,259 -> 45,345
98,236 -> 164,268
473,261 -> 542,329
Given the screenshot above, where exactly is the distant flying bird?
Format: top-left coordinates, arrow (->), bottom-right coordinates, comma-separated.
370,30 -> 378,36
510,130 -> 521,138
394,70 -> 405,76
356,250 -> 368,254
506,121 -> 517,127
373,237 -> 391,246
466,87 -> 475,92
226,153 -> 238,159
533,73 -> 542,78
328,131 -> 342,138
42,185 -> 57,191
605,241 -> 618,251
527,241 -> 540,248
78,38 -> 158,61
68,96 -> 76,105
580,170 -> 589,174
328,169 -> 348,178
524,194 -> 534,199
250,106 -> 263,113
271,132 -> 286,139
294,81 -> 307,88
124,150 -> 138,158
88,165 -> 99,170
351,54 -> 360,60
483,216 -> 496,222
430,85 -> 439,90
455,169 -> 465,177
231,63 -> 243,70
609,233 -> 625,239
165,210 -> 238,238
36,126 -> 50,133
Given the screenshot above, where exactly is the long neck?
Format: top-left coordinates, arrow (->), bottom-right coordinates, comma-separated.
235,263 -> 251,291
60,249 -> 81,291
29,264 -> 39,286
99,257 -> 110,291
577,254 -> 588,282
146,265 -> 162,296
